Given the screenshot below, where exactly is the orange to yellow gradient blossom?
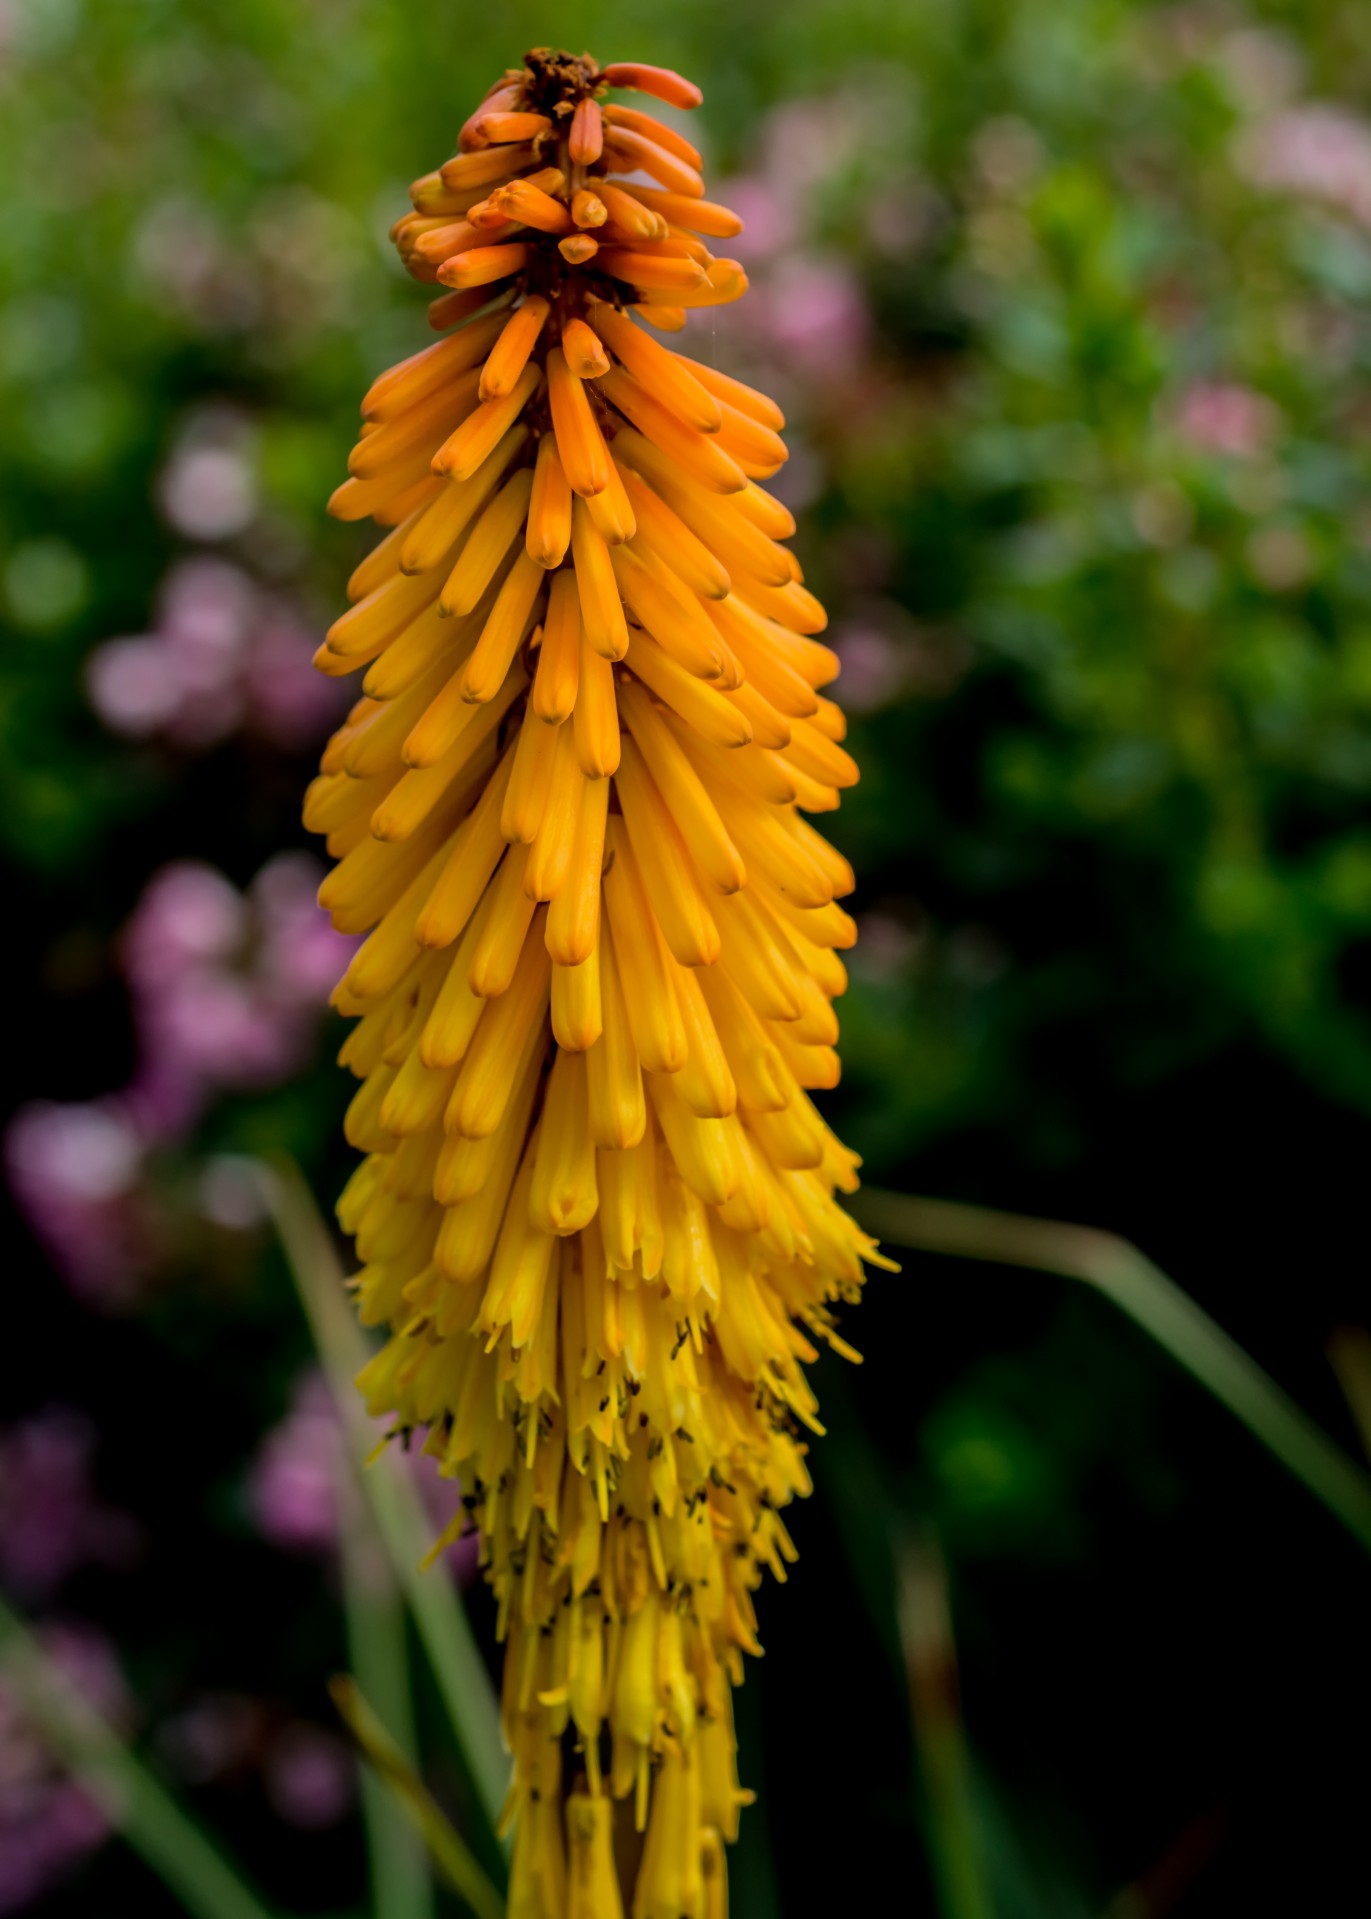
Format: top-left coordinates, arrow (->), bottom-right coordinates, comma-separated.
304,48 -> 892,1919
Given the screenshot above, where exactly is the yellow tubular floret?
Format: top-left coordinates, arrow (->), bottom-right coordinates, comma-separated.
305,45 -> 880,1919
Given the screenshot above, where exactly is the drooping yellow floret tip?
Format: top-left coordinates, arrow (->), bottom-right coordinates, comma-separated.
311,47 -> 883,1918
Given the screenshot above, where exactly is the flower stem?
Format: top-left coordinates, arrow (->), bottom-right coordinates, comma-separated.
853,1189 -> 1371,1556
897,1531 -> 994,1919
0,1596 -> 283,1919
256,1157 -> 510,1843
337,1470 -> 435,1919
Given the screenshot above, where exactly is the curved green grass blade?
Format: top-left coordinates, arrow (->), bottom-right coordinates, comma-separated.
0,1595 -> 284,1919
255,1157 -> 509,1841
853,1189 -> 1371,1556
331,1677 -> 505,1919
336,1469 -> 435,1919
897,1532 -> 994,1919
1327,1325 -> 1371,1463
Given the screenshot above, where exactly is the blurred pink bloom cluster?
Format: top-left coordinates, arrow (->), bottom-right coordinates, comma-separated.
711,94 -> 878,433
121,855 -> 349,1131
1175,381 -> 1281,458
85,556 -> 343,752
1237,102 -> 1371,226
262,1723 -> 355,1829
831,616 -> 915,713
4,1104 -> 152,1310
0,1410 -> 138,1601
0,1411 -> 139,1907
248,1370 -> 342,1556
156,1692 -> 356,1831
0,1625 -> 126,1913
250,1370 -> 479,1585
6,856 -> 355,1304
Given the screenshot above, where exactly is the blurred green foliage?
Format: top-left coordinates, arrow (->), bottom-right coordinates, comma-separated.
5,0 -> 1371,1913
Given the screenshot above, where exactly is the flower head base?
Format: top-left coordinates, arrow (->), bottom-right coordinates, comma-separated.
305,49 -> 890,1917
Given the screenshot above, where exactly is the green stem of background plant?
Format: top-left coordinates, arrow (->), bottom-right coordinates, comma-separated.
331,1678 -> 505,1919
897,1532 -> 994,1919
853,1190 -> 1371,1557
0,1595 -> 284,1919
257,1157 -> 510,1844
337,1476 -> 436,1919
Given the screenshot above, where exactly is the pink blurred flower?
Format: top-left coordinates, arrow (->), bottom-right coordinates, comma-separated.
87,560 -> 249,747
0,1625 -> 126,1912
724,177 -> 797,262
121,856 -> 356,1125
7,856 -> 354,1301
249,1372 -> 341,1555
253,853 -> 356,1003
758,94 -> 875,201
264,1724 -> 355,1830
158,413 -> 257,542
156,1697 -> 355,1830
156,1693 -> 265,1785
122,862 -> 246,987
1238,102 -> 1371,226
1175,381 -> 1280,457
86,557 -> 343,753
83,638 -> 183,736
243,620 -> 345,750
4,1103 -> 152,1307
834,622 -> 908,712
249,1369 -> 480,1584
162,445 -> 256,540
0,1410 -> 138,1600
763,256 -> 870,376
710,87 -> 877,403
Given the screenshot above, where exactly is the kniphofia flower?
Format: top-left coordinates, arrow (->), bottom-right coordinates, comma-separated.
303,48 -> 890,1918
